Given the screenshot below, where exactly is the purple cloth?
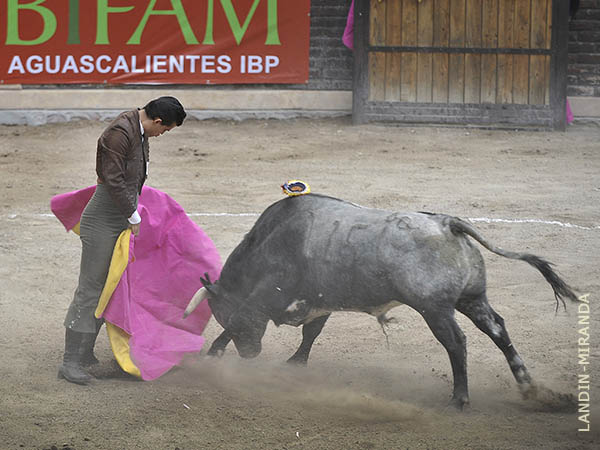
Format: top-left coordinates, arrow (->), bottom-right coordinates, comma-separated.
51,185 -> 222,380
566,98 -> 574,124
342,0 -> 354,50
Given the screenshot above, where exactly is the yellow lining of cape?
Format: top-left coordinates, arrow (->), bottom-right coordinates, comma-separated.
71,222 -> 141,378
95,229 -> 131,318
105,322 -> 141,378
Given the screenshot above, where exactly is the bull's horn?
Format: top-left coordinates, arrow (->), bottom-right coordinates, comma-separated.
183,287 -> 209,319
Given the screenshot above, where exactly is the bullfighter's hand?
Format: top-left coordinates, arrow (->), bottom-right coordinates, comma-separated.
130,222 -> 141,236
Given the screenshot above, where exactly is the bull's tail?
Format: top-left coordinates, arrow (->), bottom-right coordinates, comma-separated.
449,218 -> 579,310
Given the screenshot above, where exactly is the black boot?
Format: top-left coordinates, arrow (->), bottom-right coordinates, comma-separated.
57,328 -> 93,385
80,320 -> 103,367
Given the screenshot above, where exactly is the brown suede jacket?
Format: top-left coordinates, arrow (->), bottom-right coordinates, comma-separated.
96,109 -> 149,218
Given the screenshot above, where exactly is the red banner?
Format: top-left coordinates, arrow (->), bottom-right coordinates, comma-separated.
0,0 -> 310,85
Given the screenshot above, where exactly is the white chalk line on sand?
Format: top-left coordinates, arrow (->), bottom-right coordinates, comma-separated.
467,217 -> 600,231
5,213 -> 600,231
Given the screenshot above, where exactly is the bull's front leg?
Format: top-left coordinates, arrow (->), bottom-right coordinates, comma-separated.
287,314 -> 330,365
207,331 -> 231,357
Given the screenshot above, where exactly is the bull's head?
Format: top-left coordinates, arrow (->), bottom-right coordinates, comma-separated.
220,303 -> 268,359
183,273 -> 268,359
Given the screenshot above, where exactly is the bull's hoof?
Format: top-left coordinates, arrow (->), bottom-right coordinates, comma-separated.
207,349 -> 225,358
286,355 -> 308,366
207,345 -> 226,357
518,382 -> 537,400
447,395 -> 470,411
519,382 -> 578,412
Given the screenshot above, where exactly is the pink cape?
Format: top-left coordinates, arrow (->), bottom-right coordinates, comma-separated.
342,0 -> 354,50
51,185 -> 222,380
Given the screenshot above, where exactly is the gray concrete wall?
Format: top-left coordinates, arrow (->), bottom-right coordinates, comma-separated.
0,88 -> 353,125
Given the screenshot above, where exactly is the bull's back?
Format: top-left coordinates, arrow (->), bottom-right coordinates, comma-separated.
302,197 -> 481,307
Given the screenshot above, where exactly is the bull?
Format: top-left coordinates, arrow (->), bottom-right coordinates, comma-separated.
184,193 -> 578,408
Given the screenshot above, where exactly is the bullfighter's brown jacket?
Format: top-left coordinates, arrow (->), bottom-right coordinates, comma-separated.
96,109 -> 149,218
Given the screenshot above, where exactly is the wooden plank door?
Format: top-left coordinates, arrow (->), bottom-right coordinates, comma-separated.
353,0 -> 569,130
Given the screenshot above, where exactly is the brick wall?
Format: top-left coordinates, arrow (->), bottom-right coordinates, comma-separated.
306,0 -> 354,90
568,0 -> 600,97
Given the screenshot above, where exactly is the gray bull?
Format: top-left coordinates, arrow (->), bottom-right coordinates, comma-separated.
184,193 -> 578,408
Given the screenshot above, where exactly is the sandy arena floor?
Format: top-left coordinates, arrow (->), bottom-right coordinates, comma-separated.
0,117 -> 599,449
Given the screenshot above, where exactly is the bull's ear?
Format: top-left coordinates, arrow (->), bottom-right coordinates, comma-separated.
200,272 -> 215,288
200,276 -> 219,298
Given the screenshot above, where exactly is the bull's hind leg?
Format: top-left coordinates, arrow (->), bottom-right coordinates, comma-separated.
287,314 -> 330,365
420,309 -> 469,409
456,294 -> 533,393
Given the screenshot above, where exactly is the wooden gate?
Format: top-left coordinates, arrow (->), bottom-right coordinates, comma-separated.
353,0 -> 569,129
